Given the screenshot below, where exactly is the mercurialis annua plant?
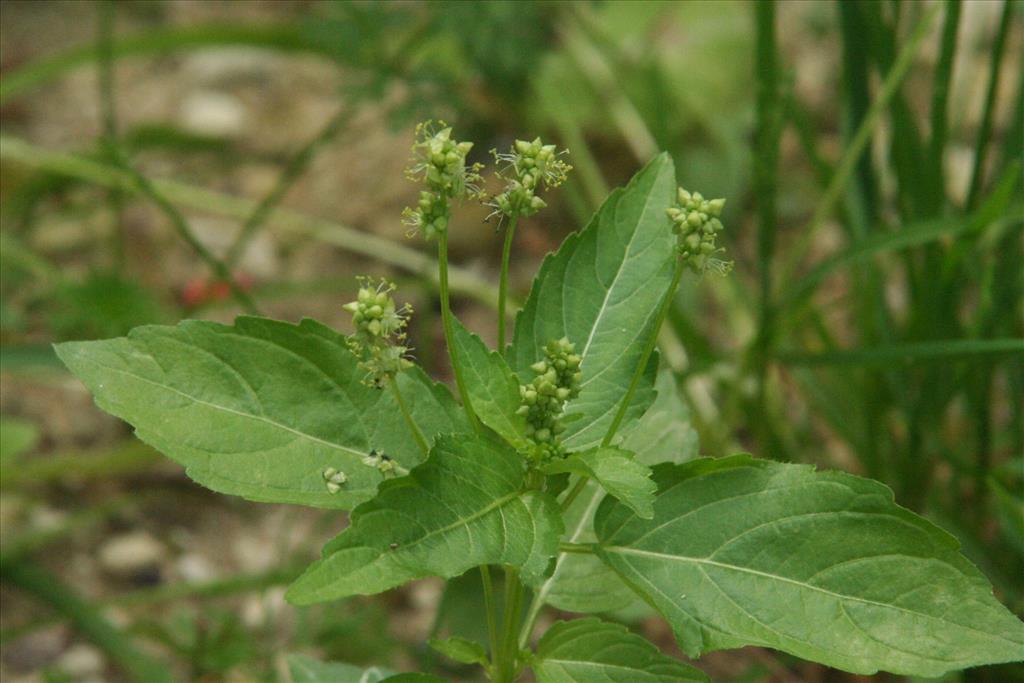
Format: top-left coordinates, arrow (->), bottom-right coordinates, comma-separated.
55,121 -> 1024,682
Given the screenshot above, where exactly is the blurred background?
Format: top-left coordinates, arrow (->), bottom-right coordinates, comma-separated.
1,1 -> 1021,681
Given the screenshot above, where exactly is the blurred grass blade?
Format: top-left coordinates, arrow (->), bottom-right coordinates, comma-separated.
783,163 -> 1021,309
778,3 -> 940,289
777,339 -> 1024,367
1,561 -> 173,683
0,24 -> 326,103
928,0 -> 962,206
966,0 -> 1013,210
0,135 -> 500,306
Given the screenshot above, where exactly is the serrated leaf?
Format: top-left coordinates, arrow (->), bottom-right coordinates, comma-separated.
428,636 -> 488,666
55,317 -> 466,510
286,433 -> 562,605
532,618 -> 707,683
510,153 -> 677,450
450,317 -> 527,449
536,370 -> 698,614
543,448 -> 655,519
594,456 -> 1024,677
287,654 -> 392,683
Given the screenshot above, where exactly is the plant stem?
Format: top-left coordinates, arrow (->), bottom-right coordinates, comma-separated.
497,217 -> 518,352
389,376 -> 429,457
558,476 -> 589,514
437,231 -> 480,431
601,256 -> 686,447
558,541 -> 593,554
478,565 -> 501,675
498,567 -> 524,682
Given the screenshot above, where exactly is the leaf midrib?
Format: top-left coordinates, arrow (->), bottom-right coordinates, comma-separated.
78,355 -> 367,459
603,546 -> 1023,645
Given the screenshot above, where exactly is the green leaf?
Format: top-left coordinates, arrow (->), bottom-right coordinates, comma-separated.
621,370 -> 699,464
510,153 -> 677,450
594,456 -> 1024,676
532,618 -> 708,683
55,317 -> 466,510
286,433 -> 562,605
450,317 -> 527,450
286,656 -> 442,683
543,448 -> 655,519
537,370 -> 698,614
428,636 -> 489,667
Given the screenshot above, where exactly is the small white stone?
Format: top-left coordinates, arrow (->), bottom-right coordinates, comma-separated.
176,554 -> 217,583
179,90 -> 247,138
98,531 -> 166,577
56,643 -> 105,677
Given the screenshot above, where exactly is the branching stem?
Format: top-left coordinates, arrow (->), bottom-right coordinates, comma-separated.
437,231 -> 481,431
601,255 -> 686,447
388,376 -> 429,457
497,217 -> 518,352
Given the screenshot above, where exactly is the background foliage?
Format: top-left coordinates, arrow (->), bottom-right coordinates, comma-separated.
1,1 -> 1021,681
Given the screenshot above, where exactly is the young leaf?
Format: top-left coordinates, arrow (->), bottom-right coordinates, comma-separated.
509,153 -> 677,449
286,433 -> 562,605
536,370 -> 698,614
594,456 -> 1024,677
532,618 -> 708,683
542,448 -> 655,519
55,317 -> 466,510
428,636 -> 489,667
450,317 -> 528,449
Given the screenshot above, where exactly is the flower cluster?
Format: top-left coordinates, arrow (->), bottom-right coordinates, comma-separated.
362,449 -> 396,475
402,122 -> 482,240
342,278 -> 413,386
666,188 -> 731,274
516,337 -> 583,462
488,137 -> 572,222
322,467 -> 347,494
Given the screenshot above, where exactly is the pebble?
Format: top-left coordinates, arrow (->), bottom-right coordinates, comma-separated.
56,643 -> 105,679
179,90 -> 247,138
98,531 -> 166,578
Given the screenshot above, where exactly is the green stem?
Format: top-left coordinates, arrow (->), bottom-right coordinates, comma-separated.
558,541 -> 593,554
389,376 -> 429,456
601,256 -> 686,447
558,476 -> 589,514
497,217 -> 518,352
498,567 -> 524,683
479,565 -> 501,674
437,231 -> 480,430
